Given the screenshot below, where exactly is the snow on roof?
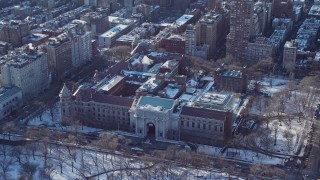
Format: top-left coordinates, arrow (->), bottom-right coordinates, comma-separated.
99,75 -> 124,92
100,24 -> 128,38
196,92 -> 231,106
164,84 -> 181,99
137,96 -> 175,111
175,14 -> 194,26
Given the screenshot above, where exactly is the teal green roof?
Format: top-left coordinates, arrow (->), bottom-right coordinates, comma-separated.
138,96 -> 175,109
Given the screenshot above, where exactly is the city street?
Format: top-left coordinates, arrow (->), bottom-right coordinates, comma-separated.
304,118 -> 320,179
0,56 -> 112,128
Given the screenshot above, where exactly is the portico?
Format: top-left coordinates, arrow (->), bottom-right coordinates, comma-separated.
130,96 -> 180,141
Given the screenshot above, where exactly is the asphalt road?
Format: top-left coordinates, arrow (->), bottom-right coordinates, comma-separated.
304,118 -> 320,179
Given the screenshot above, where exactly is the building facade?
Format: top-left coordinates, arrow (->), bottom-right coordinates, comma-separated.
60,84 -> 133,131
0,87 -> 22,120
227,0 -> 254,61
196,12 -> 221,59
185,25 -> 197,56
1,44 -> 50,99
0,20 -> 30,47
247,37 -> 275,62
283,41 -> 297,72
47,33 -> 73,81
180,106 -> 232,146
215,69 -> 248,93
69,20 -> 93,69
130,96 -> 180,140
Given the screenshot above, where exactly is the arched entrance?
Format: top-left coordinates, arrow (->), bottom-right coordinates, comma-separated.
147,122 -> 155,137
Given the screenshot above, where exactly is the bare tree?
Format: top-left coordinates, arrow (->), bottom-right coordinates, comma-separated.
225,165 -> 236,180
272,121 -> 279,145
67,146 -> 77,173
297,76 -> 320,117
259,130 -> 273,152
12,146 -> 23,165
107,46 -> 131,61
176,149 -> 191,164
20,162 -> 37,180
55,146 -> 65,174
39,163 -> 55,180
283,130 -> 294,152
2,122 -> 15,140
40,142 -> 49,168
0,145 -> 10,158
0,156 -> 13,180
273,89 -> 290,114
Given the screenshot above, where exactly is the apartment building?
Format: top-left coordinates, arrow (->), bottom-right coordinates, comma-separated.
227,0 -> 254,61
1,44 -> 50,99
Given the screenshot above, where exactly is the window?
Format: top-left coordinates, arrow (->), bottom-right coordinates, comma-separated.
203,124 -> 206,130
160,133 -> 163,137
192,122 -> 195,128
187,121 -> 189,127
214,126 -> 217,131
220,126 -> 223,132
198,123 -> 200,128
181,121 -> 184,126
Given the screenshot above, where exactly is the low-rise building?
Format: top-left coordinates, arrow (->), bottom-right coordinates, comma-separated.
247,37 -> 275,61
60,84 -> 134,131
98,24 -> 130,47
160,34 -> 185,54
180,92 -> 233,146
0,86 -> 22,120
215,69 -> 247,93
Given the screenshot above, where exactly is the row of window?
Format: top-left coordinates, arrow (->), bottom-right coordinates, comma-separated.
2,97 -> 19,108
181,120 -> 223,132
74,107 -> 130,118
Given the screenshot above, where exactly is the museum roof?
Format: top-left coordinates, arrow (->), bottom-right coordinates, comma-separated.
138,96 -> 175,110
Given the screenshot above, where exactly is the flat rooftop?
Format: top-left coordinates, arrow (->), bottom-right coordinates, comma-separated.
93,75 -> 124,92
175,14 -> 194,26
221,70 -> 243,78
195,92 -> 231,107
309,5 -> 320,17
100,24 -> 129,38
137,96 -> 175,111
0,86 -> 21,103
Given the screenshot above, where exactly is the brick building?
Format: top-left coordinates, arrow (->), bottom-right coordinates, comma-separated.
60,84 -> 133,131
180,106 -> 232,146
215,69 -> 248,93
160,35 -> 185,54
0,20 -> 30,47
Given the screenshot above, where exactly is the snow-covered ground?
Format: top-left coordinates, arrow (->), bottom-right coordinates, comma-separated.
197,145 -> 284,165
26,102 -> 105,134
260,76 -> 290,95
28,102 -> 61,127
224,148 -> 284,165
0,144 -> 242,180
